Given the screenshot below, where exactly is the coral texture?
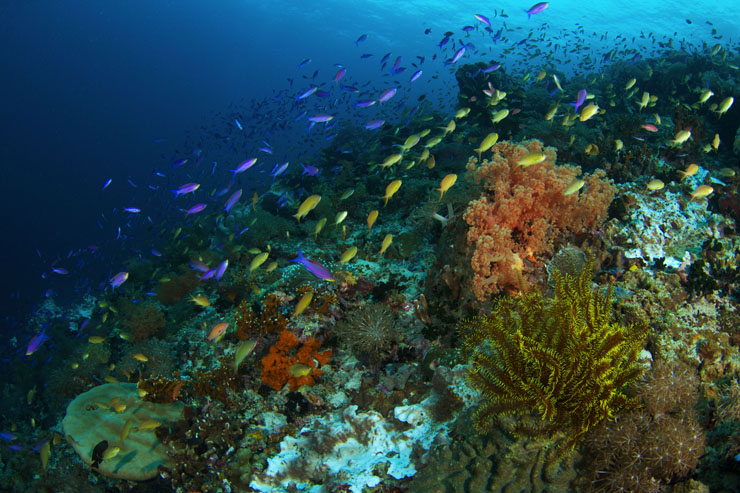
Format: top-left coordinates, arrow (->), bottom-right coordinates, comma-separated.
463,139 -> 615,299
260,330 -> 331,391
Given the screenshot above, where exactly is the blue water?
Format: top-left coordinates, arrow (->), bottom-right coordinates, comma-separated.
1,0 -> 736,328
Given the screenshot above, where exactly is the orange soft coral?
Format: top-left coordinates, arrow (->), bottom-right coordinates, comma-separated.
260,330 -> 331,391
463,139 -> 615,300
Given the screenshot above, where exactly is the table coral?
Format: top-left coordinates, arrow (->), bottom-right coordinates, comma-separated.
463,139 -> 615,299
260,330 -> 331,391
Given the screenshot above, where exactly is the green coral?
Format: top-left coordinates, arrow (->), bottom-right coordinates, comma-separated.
459,260 -> 648,460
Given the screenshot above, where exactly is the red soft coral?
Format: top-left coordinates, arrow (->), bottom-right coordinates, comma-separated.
260,331 -> 331,391
463,139 -> 615,300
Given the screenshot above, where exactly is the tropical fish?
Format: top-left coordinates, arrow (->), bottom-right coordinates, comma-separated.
367,210 -> 379,233
646,179 -> 664,191
714,96 -> 734,117
383,180 -> 402,206
517,152 -> 546,167
293,291 -> 313,317
224,189 -> 242,213
568,89 -> 587,112
378,234 -> 393,258
339,246 -> 358,264
690,184 -> 713,201
91,440 -> 108,468
25,327 -> 48,356
184,204 -> 207,215
436,174 -> 457,200
207,322 -> 229,342
110,272 -> 129,289
579,104 -> 600,122
172,183 -> 200,198
524,2 -> 549,18
378,88 -> 397,103
250,252 -> 270,272
289,363 -> 313,378
231,158 -> 257,176
563,179 -> 586,196
293,195 -> 321,222
189,294 -> 211,307
290,248 -> 334,281
234,340 -> 257,374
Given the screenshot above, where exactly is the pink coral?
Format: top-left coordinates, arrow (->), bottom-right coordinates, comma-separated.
463,139 -> 615,299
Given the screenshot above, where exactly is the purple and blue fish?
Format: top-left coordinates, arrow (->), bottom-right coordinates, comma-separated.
224,189 -> 242,213
231,158 -> 257,176
524,2 -> 549,18
172,183 -> 200,198
110,271 -> 129,289
290,248 -> 334,281
378,88 -> 397,103
568,89 -> 588,112
25,327 -> 48,356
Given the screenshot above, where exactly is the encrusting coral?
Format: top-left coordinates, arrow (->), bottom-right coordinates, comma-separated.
260,330 -> 332,391
463,139 -> 615,299
458,258 -> 647,461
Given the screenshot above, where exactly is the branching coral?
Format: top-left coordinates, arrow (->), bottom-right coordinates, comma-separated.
260,330 -> 331,391
459,260 -> 647,461
462,139 -> 615,299
235,295 -> 288,340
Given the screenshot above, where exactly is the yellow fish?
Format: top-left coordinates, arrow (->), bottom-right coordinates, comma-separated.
135,419 -> 161,431
579,104 -> 600,121
264,261 -> 278,273
378,234 -> 393,259
120,419 -> 133,443
614,139 -> 624,151
697,89 -> 713,104
233,340 -> 257,374
339,246 -> 358,264
293,195 -> 321,222
536,70 -> 546,82
334,211 -> 348,226
426,154 -> 436,169
517,152 -> 546,167
454,107 -> 470,119
293,290 -> 313,317
103,446 -> 121,460
544,104 -> 558,121
563,179 -> 585,196
383,180 -> 402,206
424,136 -> 443,149
289,363 -> 312,378
491,108 -> 509,124
670,130 -> 691,146
40,440 -> 50,471
314,217 -> 327,240
367,210 -> 379,233
436,174 -> 457,200
714,96 -> 734,117
712,133 -> 720,151
132,353 -> 148,362
339,189 -> 355,200
189,294 -> 211,307
678,163 -> 699,181
441,119 -> 456,135
690,184 -> 713,201
474,132 -> 498,160
250,252 -> 269,272
625,78 -> 636,90
646,179 -> 664,191
88,336 -> 106,344
637,91 -> 649,111
552,74 -> 563,91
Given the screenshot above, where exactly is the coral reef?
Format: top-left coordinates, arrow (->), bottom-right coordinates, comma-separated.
334,302 -> 401,364
463,139 -> 615,298
120,302 -> 167,343
260,330 -> 332,391
459,260 -> 648,460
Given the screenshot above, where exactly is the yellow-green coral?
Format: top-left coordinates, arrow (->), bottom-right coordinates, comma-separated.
459,261 -> 647,459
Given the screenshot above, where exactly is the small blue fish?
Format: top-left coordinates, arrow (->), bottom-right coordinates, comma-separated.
409,70 -> 423,82
354,34 -> 367,46
102,178 -> 112,190
234,119 -> 243,130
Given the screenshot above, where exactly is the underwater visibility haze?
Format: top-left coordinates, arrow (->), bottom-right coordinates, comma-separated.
2,0 -> 740,491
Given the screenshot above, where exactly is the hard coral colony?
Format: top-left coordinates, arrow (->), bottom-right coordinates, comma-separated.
8,3 -> 740,493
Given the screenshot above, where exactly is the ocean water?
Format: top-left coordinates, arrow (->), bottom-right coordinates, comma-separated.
1,0 -> 739,490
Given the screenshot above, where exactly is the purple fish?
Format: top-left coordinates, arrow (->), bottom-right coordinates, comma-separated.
151,248 -> 162,257
354,34 -> 367,45
438,35 -> 451,48
290,248 -> 334,281
482,63 -> 501,73
189,260 -> 211,272
259,146 -> 273,154
232,158 -> 257,175
184,203 -> 207,215
224,189 -> 242,213
301,163 -> 320,176
0,432 -> 15,441
568,89 -> 588,112
524,2 -> 549,18
308,114 -> 334,123
171,159 -> 188,168
25,327 -> 48,356
110,271 -> 129,289
102,178 -> 112,190
451,46 -> 466,64
355,99 -> 376,108
200,269 -> 217,280
172,183 -> 200,198
364,119 -> 385,130
474,13 -> 491,27
52,268 -> 68,275
298,58 -> 311,69
334,68 -> 346,82
378,87 -> 397,103
409,69 -> 423,82
124,207 -> 141,213
215,260 -> 229,281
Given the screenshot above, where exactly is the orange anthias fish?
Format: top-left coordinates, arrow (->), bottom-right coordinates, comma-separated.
207,322 -> 229,342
